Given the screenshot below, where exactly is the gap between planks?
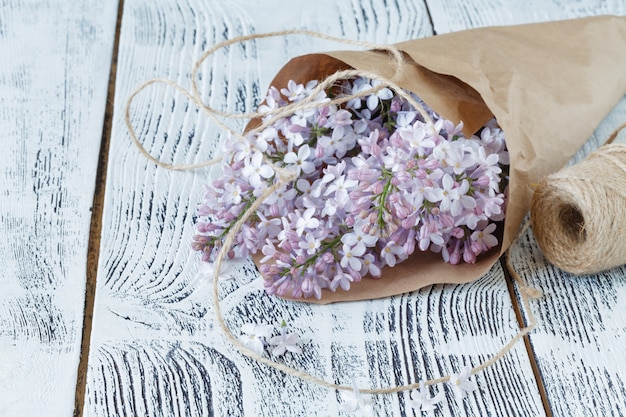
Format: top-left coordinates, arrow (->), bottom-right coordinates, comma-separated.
73,0 -> 125,415
501,257 -> 554,417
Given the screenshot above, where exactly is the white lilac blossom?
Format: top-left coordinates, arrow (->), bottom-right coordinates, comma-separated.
407,381 -> 445,412
193,76 -> 509,299
238,323 -> 274,356
448,366 -> 478,399
268,322 -> 303,356
340,379 -> 374,415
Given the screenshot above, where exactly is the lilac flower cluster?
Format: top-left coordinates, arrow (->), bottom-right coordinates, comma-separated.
193,77 -> 508,299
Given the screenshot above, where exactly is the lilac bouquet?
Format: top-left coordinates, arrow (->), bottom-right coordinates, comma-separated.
192,76 -> 509,299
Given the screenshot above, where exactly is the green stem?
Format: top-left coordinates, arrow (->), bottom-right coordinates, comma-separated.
284,234 -> 343,277
218,198 -> 256,240
376,169 -> 394,230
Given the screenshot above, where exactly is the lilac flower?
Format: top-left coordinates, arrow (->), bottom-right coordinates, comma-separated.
238,323 -> 274,356
344,77 -> 374,110
381,241 -> 406,267
366,79 -> 394,111
480,125 -> 509,164
221,182 -> 243,205
360,253 -> 382,277
330,270 -> 355,292
193,75 -> 509,299
228,134 -> 254,162
340,243 -> 365,271
448,365 -> 478,399
325,175 -> 358,206
341,225 -> 377,254
295,208 -> 320,236
471,222 -> 499,252
260,239 -> 278,263
284,144 -> 315,175
268,323 -> 302,356
241,151 -> 274,187
257,86 -> 283,113
407,381 -> 445,412
299,233 -> 321,255
395,111 -> 417,127
399,122 -> 435,151
340,379 -> 374,415
445,146 -> 476,175
451,179 -> 477,217
264,184 -> 297,208
281,79 -> 307,102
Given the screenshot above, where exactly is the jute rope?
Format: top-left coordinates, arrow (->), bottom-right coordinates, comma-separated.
531,136 -> 626,275
126,30 -> 542,395
124,30 -> 436,171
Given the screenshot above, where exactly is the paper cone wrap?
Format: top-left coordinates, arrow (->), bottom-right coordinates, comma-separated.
254,15 -> 626,302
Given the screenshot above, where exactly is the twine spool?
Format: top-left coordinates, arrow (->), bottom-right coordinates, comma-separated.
531,143 -> 626,274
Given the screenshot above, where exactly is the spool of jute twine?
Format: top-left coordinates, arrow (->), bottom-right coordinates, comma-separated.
531,140 -> 626,275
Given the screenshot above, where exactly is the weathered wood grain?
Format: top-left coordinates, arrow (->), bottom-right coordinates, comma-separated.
0,1 -> 118,416
85,0 -> 547,416
426,1 -> 626,415
427,0 -> 626,33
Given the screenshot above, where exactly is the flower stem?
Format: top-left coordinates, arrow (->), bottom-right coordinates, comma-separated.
219,198 -> 255,240
285,234 -> 343,276
376,169 -> 394,231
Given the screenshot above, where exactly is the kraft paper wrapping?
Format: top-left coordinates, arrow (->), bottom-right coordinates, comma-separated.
253,15 -> 626,303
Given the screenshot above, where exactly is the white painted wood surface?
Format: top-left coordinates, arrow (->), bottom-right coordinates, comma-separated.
3,0 -> 626,416
428,0 -> 626,34
0,1 -> 118,416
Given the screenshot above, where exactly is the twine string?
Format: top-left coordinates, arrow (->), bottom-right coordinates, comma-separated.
243,67 -> 436,139
126,29 -> 541,395
605,121 -> 626,145
531,142 -> 626,275
125,30 -> 437,172
124,78 -> 226,170
592,145 -> 626,173
189,29 -> 408,120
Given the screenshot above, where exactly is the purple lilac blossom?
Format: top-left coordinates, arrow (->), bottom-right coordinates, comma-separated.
193,77 -> 509,299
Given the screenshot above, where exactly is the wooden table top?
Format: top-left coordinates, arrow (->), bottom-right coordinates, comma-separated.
2,1 -> 626,416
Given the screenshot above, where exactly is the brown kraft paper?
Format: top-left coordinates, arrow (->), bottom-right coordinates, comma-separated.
253,15 -> 626,303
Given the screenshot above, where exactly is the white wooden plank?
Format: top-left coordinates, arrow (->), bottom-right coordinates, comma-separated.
86,0 -> 546,415
0,1 -> 118,416
427,0 -> 626,33
426,0 -> 626,415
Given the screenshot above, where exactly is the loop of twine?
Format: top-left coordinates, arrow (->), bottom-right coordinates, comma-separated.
531,140 -> 626,275
125,29 -> 436,172
126,29 -> 541,395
